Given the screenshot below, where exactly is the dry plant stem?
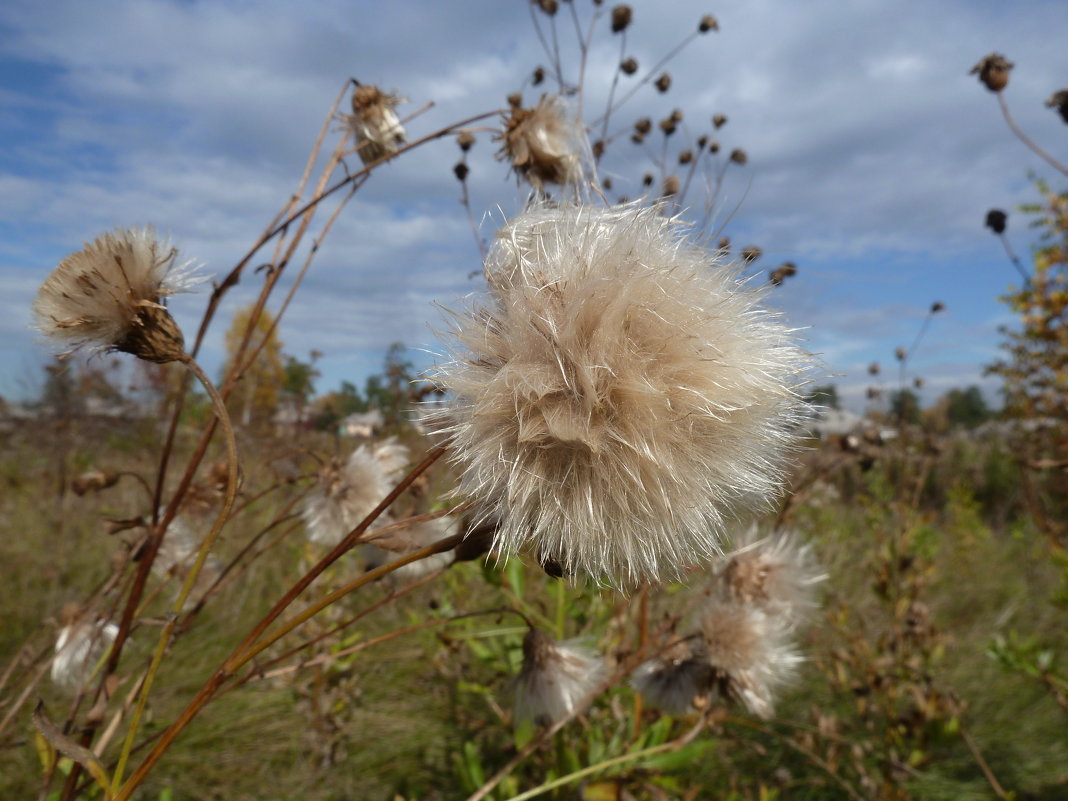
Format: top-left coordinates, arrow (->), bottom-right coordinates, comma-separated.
598,31 -> 627,143
997,92 -> 1068,178
591,31 -> 700,128
527,2 -> 562,90
503,717 -> 706,801
110,448 -> 446,801
458,170 -> 488,262
998,231 -> 1031,283
111,354 -> 238,793
961,726 -> 1012,800
724,716 -> 865,801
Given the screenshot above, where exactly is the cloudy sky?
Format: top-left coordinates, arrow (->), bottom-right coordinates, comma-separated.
1,0 -> 1065,409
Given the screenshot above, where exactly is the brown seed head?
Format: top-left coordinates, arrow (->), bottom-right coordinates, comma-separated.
699,14 -> 719,33
768,268 -> 786,286
740,246 -> 762,264
708,140 -> 720,154
621,57 -> 638,75
453,161 -> 469,181
348,85 -> 407,165
655,72 -> 672,93
895,346 -> 906,361
536,0 -> 558,15
729,148 -> 748,165
661,175 -> 680,197
930,301 -> 944,313
532,66 -> 546,85
913,377 -> 925,389
970,53 -> 1013,92
641,171 -> 654,187
985,208 -> 1007,234
635,117 -> 652,134
678,149 -> 693,165
630,132 -> 644,144
659,116 -> 677,136
717,236 -> 730,251
868,362 -> 880,376
713,113 -> 728,129
71,470 -> 120,496
697,134 -> 708,149
497,94 -> 583,189
611,5 -> 632,33
507,92 -> 523,108
457,131 -> 476,151
1046,90 -> 1068,124
602,177 -> 613,191
592,139 -> 605,160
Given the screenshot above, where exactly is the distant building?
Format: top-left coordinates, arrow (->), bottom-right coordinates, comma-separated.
340,409 -> 384,438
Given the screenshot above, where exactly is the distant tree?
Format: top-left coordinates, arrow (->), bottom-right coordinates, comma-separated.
222,304 -> 286,427
890,388 -> 922,425
365,342 -> 414,428
807,383 -> 840,410
944,385 -> 993,428
281,351 -> 321,426
311,380 -> 367,431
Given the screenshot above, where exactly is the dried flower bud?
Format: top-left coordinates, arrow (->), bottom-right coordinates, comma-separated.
1046,90 -> 1068,124
611,5 -> 632,33
621,57 -> 638,75
616,195 -> 629,204
661,175 -> 680,196
532,66 -> 546,85
670,109 -> 683,123
634,117 -> 652,135
348,84 -> 407,165
985,209 -> 1007,234
592,139 -> 606,160
697,134 -> 708,149
868,362 -> 880,376
970,53 -> 1013,92
717,236 -> 730,251
894,346 -> 906,361
678,149 -> 693,165
740,246 -> 762,264
708,140 -> 720,154
507,92 -> 523,108
729,148 -> 748,165
456,131 -> 476,151
72,470 -> 120,496
535,0 -> 558,15
454,162 -> 470,181
699,14 -> 719,33
713,113 -> 728,129
641,172 -> 654,187
631,132 -> 645,144
655,72 -> 672,93
930,301 -> 944,313
602,176 -> 613,190
780,261 -> 797,278
659,116 -> 677,136
768,268 -> 787,286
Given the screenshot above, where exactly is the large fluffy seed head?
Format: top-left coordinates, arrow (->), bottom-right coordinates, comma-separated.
496,94 -> 583,190
348,85 -> 407,165
52,617 -> 119,691
32,227 -> 197,362
700,601 -> 800,719
431,203 -> 811,586
303,438 -> 410,546
514,629 -> 607,726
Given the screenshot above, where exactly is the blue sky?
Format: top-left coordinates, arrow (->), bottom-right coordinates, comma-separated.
1,0 -> 1065,410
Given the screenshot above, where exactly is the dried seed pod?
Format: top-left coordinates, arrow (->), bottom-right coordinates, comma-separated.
507,92 -> 523,108
768,268 -> 786,286
621,57 -> 638,75
72,470 -> 120,496
456,131 -> 476,151
454,162 -> 470,181
592,139 -> 605,160
699,14 -> 719,33
634,117 -> 652,134
868,362 -> 880,376
740,246 -> 762,264
970,53 -> 1013,92
659,116 -> 677,136
642,171 -> 654,186
717,236 -> 730,252
895,346 -> 906,361
611,5 -> 633,33
616,195 -> 629,204
536,0 -> 558,15
1047,89 -> 1068,124
713,113 -> 728,129
696,134 -> 708,149
662,175 -> 680,196
729,148 -> 748,165
655,72 -> 672,93
930,301 -> 944,313
348,84 -> 407,165
678,149 -> 693,165
533,66 -> 546,85
780,261 -> 797,277
602,177 -> 613,190
631,132 -> 645,144
670,108 -> 683,122
985,209 -> 1007,234
708,140 -> 720,154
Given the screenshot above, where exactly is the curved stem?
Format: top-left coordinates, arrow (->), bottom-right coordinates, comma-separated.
111,354 -> 238,793
997,92 -> 1068,178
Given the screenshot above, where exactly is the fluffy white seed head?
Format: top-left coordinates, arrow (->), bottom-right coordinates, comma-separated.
496,94 -> 584,190
347,84 -> 407,165
362,515 -> 459,581
431,203 -> 811,586
153,517 -> 222,611
718,528 -> 826,622
303,438 -> 410,546
52,608 -> 118,691
700,600 -> 801,719
514,629 -> 607,726
32,227 -> 198,362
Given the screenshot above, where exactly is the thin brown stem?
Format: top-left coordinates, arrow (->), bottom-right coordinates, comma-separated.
997,92 -> 1068,178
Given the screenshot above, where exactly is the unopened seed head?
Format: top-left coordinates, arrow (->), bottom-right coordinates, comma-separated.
970,53 -> 1013,93
348,85 -> 407,165
611,5 -> 632,33
655,72 -> 672,93
457,131 -> 476,151
699,14 -> 719,33
713,113 -> 728,129
985,209 -> 1007,234
729,148 -> 748,165
661,174 -> 680,196
1047,90 -> 1068,124
621,57 -> 638,75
